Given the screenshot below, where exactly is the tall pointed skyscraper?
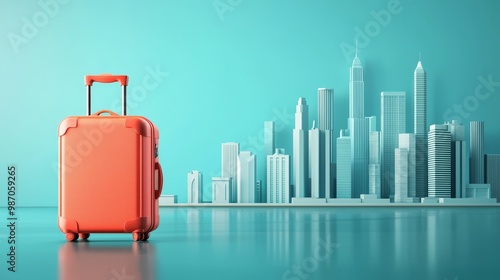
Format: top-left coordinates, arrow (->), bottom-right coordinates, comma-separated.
414,59 -> 428,198
293,98 -> 309,198
349,45 -> 364,118
348,48 -> 370,198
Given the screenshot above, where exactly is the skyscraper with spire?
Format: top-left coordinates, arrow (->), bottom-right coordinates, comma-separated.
348,46 -> 370,197
349,45 -> 364,118
414,59 -> 428,198
293,98 -> 309,198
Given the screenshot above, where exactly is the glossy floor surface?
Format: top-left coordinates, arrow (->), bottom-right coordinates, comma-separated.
1,206 -> 499,280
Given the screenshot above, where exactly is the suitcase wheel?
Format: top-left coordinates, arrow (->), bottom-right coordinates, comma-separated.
132,232 -> 143,241
132,232 -> 149,241
79,233 -> 90,240
65,233 -> 78,242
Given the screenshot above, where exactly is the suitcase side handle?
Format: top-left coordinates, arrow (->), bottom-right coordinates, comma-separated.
85,74 -> 128,86
155,162 -> 163,199
84,74 -> 128,116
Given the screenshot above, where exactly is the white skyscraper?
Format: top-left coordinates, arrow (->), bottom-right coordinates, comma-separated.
470,121 -> 485,184
292,98 -> 309,198
381,92 -> 406,199
336,129 -> 351,198
368,116 -> 377,132
212,177 -> 232,204
394,148 -> 409,202
414,60 -> 428,198
428,124 -> 451,198
221,142 -> 239,203
309,122 -> 320,199
399,133 -> 416,198
445,120 -> 468,198
318,88 -> 334,198
348,50 -> 370,198
267,149 -> 290,203
237,151 -> 256,203
349,49 -> 364,118
369,131 -> 381,197
187,170 -> 203,203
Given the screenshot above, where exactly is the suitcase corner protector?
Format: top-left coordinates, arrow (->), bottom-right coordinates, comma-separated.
125,118 -> 153,137
58,216 -> 79,233
124,217 -> 151,232
59,117 -> 79,136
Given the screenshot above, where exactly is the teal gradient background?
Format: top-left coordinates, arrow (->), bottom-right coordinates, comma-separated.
1,0 -> 499,206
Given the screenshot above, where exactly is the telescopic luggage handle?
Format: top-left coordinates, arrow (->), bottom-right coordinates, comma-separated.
84,74 -> 128,116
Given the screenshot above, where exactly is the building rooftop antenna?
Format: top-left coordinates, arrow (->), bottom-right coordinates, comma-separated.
355,39 -> 358,57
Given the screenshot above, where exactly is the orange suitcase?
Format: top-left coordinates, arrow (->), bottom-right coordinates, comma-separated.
58,74 -> 163,242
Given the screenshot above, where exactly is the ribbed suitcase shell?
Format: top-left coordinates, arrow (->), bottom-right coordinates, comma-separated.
58,113 -> 160,241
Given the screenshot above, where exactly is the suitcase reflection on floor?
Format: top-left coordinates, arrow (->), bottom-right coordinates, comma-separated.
58,240 -> 155,280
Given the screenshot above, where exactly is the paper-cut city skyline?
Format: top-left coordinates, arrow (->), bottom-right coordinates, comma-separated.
180,50 -> 500,205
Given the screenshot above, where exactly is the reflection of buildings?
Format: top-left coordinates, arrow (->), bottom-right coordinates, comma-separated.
187,207 -> 201,238
428,124 -> 451,198
59,241 -> 154,280
212,177 -> 232,204
381,92 -> 406,199
267,149 -> 290,203
211,208 -> 230,251
318,88 -> 334,198
187,170 -> 203,203
293,98 -> 309,198
237,151 -> 256,203
266,208 -> 291,265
